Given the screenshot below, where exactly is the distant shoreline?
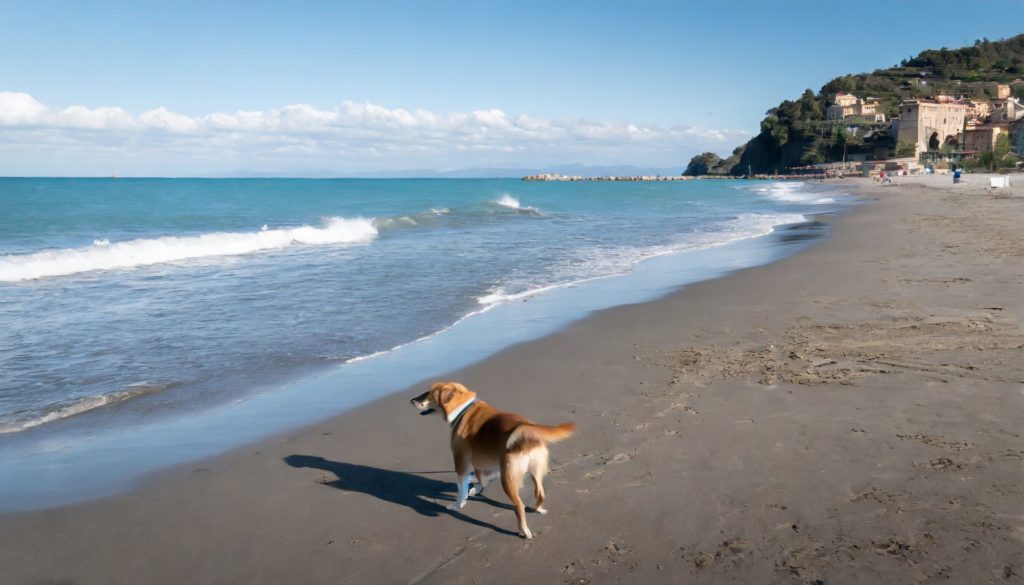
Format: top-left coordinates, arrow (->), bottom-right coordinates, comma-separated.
522,173 -> 819,182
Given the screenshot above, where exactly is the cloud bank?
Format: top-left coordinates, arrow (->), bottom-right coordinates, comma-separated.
0,91 -> 749,175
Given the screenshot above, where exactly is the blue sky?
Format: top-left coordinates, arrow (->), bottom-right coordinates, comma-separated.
1,1 -> 1021,176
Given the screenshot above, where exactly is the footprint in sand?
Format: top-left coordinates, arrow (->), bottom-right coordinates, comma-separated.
604,453 -> 634,465
917,457 -> 966,471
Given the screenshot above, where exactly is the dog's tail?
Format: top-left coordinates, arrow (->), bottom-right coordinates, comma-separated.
507,421 -> 576,450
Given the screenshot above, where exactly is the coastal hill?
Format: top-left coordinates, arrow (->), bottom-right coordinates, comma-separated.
686,34 -> 1024,176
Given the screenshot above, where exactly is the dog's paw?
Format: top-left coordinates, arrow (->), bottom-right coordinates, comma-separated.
447,500 -> 466,511
535,507 -> 548,515
468,485 -> 478,497
519,529 -> 533,539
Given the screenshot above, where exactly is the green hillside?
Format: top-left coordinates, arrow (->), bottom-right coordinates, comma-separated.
685,34 -> 1024,176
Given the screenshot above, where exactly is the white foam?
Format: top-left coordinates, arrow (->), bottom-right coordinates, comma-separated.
491,194 -> 542,215
0,217 -> 378,282
475,212 -> 807,308
372,215 -> 418,229
0,384 -> 165,434
343,301 -> 500,365
725,212 -> 808,238
477,282 -> 570,306
756,182 -> 835,205
493,194 -> 522,209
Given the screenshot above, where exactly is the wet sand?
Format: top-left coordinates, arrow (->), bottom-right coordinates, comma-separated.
1,175 -> 1021,584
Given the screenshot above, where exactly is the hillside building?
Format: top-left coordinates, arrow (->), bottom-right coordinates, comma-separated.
988,97 -> 1024,124
959,81 -> 1013,99
892,99 -> 968,154
826,93 -> 886,122
1009,117 -> 1024,155
963,124 -> 1008,153
965,100 -> 993,127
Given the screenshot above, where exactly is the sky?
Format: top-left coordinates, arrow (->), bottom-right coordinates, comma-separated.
1,0 -> 1022,176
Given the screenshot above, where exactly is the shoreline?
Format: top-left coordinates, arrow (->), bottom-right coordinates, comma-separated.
522,173 -> 846,182
0,185 -> 846,511
1,176 -> 1021,584
0,179 -> 833,442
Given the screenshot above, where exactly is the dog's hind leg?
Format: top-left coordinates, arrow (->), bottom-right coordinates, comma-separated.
529,448 -> 549,514
501,454 -> 532,539
470,468 -> 496,496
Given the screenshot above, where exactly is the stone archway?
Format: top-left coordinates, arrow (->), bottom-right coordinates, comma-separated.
928,132 -> 940,150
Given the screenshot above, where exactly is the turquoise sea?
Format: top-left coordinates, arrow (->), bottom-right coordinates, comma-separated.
0,177 -> 848,509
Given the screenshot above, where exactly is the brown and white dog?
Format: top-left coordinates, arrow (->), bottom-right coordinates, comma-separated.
410,381 -> 575,539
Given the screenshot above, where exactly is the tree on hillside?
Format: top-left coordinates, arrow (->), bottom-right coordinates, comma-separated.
801,148 -> 823,165
979,150 -> 995,170
761,114 -> 789,147
826,75 -> 858,95
896,141 -> 917,158
832,126 -> 856,162
683,152 -> 722,176
993,133 -> 1011,169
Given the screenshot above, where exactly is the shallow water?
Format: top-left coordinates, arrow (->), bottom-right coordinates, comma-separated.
0,178 -> 849,510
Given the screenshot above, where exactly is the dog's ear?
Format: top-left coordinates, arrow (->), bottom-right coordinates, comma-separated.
439,385 -> 456,406
428,382 -> 446,404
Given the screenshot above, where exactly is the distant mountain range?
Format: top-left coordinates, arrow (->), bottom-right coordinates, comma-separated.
218,163 -> 683,179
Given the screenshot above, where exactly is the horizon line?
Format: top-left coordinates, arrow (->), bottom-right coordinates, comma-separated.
0,175 -> 533,180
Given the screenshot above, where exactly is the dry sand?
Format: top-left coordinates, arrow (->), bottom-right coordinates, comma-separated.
1,175 -> 1021,585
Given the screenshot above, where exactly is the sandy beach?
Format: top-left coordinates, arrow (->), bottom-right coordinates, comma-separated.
1,175 -> 1021,584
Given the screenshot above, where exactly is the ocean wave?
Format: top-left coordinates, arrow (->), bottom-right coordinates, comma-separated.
476,212 -> 807,308
342,300 -> 500,365
0,217 -> 378,282
371,197 -> 544,232
372,215 -> 420,229
491,194 -> 542,215
0,196 -> 551,283
494,194 -> 522,209
0,383 -> 168,434
476,282 -> 570,306
755,181 -> 835,205
725,212 -> 809,237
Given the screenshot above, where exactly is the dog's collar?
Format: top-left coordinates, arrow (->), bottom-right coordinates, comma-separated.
447,397 -> 476,427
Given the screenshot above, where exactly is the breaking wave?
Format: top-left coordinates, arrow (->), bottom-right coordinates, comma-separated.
0,383 -> 168,434
476,212 -> 808,307
0,217 -> 378,282
494,194 -> 522,208
755,182 -> 835,205
491,194 -> 542,215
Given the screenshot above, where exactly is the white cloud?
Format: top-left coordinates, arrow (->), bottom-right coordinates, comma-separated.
58,105 -> 137,130
0,92 -> 48,124
138,107 -> 201,133
0,91 -> 749,174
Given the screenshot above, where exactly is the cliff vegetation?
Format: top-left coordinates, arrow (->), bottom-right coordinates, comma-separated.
684,34 -> 1024,176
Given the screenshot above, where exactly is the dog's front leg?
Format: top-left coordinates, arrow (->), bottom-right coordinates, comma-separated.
448,473 -> 471,511
448,451 -> 472,511
470,468 -> 495,496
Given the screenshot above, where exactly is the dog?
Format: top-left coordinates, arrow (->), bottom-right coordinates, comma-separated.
410,381 -> 575,539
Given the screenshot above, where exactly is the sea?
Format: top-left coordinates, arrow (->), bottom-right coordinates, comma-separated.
0,177 -> 849,510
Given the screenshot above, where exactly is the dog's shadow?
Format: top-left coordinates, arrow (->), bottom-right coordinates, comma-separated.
283,454 -> 517,535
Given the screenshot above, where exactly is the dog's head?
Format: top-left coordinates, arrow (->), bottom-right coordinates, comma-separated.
410,381 -> 477,421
